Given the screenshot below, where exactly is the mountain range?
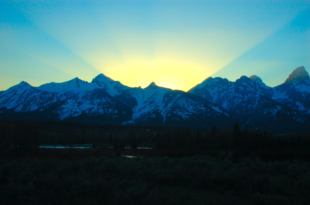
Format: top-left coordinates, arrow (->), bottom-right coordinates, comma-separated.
1,66 -> 309,131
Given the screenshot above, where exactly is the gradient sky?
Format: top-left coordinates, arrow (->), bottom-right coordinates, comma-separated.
0,0 -> 309,91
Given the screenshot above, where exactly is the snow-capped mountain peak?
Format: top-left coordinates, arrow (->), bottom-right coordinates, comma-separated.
69,77 -> 88,86
9,81 -> 31,89
38,77 -> 91,93
91,73 -> 114,85
90,73 -> 131,96
284,66 -> 309,84
6,81 -> 32,92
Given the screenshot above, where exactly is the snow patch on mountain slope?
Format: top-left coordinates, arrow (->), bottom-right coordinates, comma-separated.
273,90 -> 289,99
295,80 -> 310,93
272,78 -> 310,115
175,98 -> 206,120
125,85 -> 170,123
295,101 -> 306,111
58,99 -> 115,119
211,106 -> 223,114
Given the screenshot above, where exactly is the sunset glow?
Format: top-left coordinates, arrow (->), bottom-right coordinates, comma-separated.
0,0 -> 309,91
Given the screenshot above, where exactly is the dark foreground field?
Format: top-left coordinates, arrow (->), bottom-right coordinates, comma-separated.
1,120 -> 310,204
1,151 -> 310,205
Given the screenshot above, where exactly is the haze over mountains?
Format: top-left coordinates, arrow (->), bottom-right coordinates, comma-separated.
0,66 -> 309,131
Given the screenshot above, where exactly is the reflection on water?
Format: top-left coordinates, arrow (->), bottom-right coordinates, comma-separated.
108,147 -> 153,150
40,145 -> 153,150
39,144 -> 93,149
121,155 -> 138,159
137,147 -> 153,149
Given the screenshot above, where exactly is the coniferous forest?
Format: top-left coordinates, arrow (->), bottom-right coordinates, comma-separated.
1,120 -> 310,204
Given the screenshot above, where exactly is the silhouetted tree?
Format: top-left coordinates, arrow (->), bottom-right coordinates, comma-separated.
195,130 -> 201,149
119,139 -> 125,150
131,136 -> 137,151
81,130 -> 86,144
108,135 -> 113,144
233,121 -> 240,137
114,139 -> 119,150
183,128 -> 191,149
211,126 -> 217,136
233,122 -> 241,147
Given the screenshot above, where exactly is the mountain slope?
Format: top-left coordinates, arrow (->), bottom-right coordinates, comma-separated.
0,78 -> 134,123
273,66 -> 310,115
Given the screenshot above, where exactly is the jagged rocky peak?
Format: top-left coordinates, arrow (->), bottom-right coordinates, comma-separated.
91,73 -> 113,84
284,66 -> 309,84
202,77 -> 213,82
195,77 -> 214,87
71,77 -> 81,82
250,75 -> 264,84
250,75 -> 262,82
18,81 -> 31,86
188,77 -> 230,93
200,77 -> 228,86
67,77 -> 88,85
239,75 -> 250,80
249,75 -> 269,88
236,75 -> 251,83
146,82 -> 158,89
191,77 -> 213,89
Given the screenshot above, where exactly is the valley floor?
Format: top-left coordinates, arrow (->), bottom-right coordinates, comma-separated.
0,150 -> 310,205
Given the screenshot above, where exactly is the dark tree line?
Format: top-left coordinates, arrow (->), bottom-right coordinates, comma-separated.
0,121 -> 41,156
1,120 -> 310,160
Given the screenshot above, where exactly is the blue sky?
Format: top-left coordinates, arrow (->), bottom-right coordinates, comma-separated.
0,0 -> 309,91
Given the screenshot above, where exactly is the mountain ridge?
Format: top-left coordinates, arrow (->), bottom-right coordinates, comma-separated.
0,66 -> 309,131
